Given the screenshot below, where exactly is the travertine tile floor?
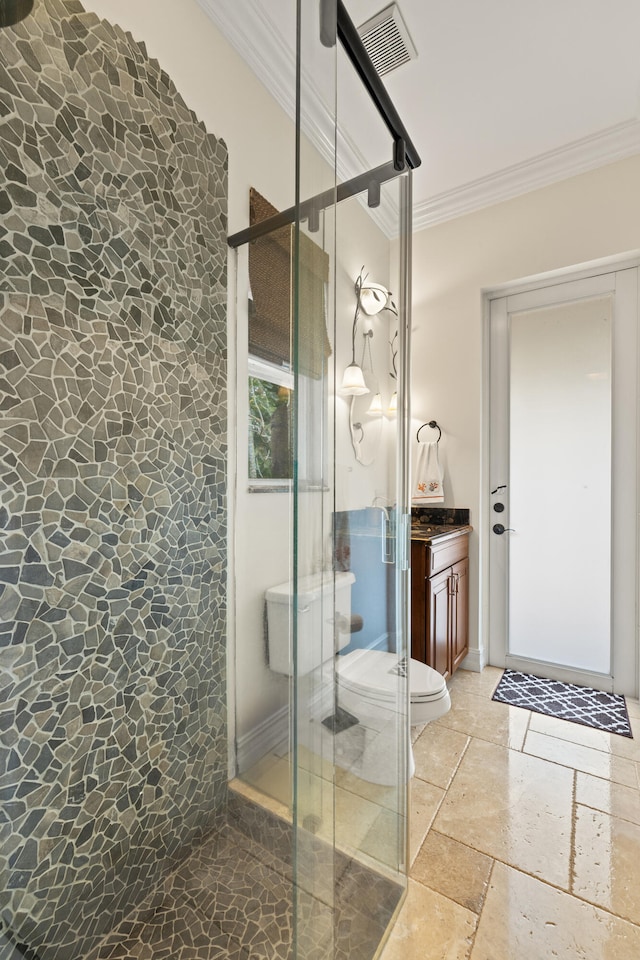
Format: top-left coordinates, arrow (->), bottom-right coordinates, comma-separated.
380,665 -> 640,960
241,665 -> 640,959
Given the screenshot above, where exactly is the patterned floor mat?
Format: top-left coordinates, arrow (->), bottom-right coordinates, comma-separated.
492,669 -> 632,737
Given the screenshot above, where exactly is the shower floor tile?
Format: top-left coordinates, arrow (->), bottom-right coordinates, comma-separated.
88,793 -> 402,960
87,824 -> 291,960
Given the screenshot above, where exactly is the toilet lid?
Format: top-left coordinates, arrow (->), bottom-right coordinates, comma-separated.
336,650 -> 447,703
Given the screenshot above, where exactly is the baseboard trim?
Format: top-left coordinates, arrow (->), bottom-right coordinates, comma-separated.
370,632 -> 390,652
459,647 -> 484,673
236,704 -> 289,773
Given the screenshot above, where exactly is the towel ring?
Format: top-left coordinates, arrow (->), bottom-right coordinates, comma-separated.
417,420 -> 442,443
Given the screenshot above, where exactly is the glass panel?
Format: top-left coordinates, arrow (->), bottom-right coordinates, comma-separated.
293,10 -> 411,959
231,11 -> 297,797
508,297 -> 612,673
235,5 -> 411,957
293,3 -> 338,956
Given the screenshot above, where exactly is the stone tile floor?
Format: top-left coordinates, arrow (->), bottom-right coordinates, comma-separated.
380,665 -> 640,960
212,665 -> 640,960
85,785 -> 400,960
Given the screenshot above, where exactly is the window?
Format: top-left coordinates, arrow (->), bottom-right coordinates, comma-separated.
248,356 -> 293,481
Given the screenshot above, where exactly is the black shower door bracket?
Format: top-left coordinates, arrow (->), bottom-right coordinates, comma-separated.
227,0 -> 421,249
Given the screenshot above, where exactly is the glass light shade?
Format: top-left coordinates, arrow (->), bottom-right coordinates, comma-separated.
388,390 -> 398,414
367,392 -> 383,414
340,362 -> 370,396
359,282 -> 389,315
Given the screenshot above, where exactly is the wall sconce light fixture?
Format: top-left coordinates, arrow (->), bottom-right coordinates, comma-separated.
341,267 -> 396,396
387,329 -> 399,414
340,268 -> 370,396
341,361 -> 369,396
342,267 -> 399,462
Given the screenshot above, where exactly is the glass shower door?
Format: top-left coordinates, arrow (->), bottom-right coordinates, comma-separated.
292,3 -> 338,954
293,5 -> 413,953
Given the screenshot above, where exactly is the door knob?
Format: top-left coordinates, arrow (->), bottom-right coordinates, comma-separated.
493,523 -> 515,535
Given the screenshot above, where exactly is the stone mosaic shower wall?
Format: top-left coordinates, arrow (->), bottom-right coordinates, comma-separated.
0,1 -> 228,957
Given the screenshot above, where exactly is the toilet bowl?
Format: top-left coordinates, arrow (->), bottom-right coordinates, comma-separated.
335,648 -> 451,726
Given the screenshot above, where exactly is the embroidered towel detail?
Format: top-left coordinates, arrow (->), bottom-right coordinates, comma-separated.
412,440 -> 444,503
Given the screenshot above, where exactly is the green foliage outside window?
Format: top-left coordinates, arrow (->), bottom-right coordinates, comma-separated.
248,376 -> 292,479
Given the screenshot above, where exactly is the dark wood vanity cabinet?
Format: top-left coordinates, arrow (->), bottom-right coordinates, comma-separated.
411,531 -> 469,679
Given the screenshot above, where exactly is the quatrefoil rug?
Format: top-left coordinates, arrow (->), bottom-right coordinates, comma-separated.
492,669 -> 633,737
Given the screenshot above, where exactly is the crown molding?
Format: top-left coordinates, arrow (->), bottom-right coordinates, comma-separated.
413,119 -> 640,231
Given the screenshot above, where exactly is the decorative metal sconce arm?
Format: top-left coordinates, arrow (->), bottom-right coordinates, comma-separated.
389,330 -> 398,381
350,267 -> 366,364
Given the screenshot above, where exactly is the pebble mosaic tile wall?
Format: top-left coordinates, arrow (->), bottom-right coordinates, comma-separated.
0,1 -> 228,957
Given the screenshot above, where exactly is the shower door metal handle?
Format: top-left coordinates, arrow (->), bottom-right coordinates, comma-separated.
382,516 -> 396,565
397,513 -> 410,571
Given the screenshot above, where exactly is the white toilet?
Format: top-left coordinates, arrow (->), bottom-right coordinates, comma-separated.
335,648 -> 451,726
265,570 -> 451,736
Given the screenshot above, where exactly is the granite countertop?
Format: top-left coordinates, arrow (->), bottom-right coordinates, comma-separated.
410,507 -> 472,543
410,523 -> 472,543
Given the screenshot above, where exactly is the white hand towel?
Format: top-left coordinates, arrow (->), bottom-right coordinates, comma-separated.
412,441 -> 444,503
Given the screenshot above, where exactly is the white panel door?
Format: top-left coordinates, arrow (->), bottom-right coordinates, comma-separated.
488,269 -> 638,695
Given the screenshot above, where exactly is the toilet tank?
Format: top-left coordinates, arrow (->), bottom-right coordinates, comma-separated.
265,571 -> 355,676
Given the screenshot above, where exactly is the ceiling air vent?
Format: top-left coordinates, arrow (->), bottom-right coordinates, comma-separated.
357,3 -> 417,77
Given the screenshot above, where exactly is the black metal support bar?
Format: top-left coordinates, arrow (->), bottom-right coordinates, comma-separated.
337,0 -> 421,171
227,1 -> 421,248
228,160 -> 399,248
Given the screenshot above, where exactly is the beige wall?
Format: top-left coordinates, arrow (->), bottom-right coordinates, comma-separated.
407,153 -> 640,664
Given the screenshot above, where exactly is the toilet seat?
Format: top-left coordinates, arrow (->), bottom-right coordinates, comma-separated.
336,649 -> 448,705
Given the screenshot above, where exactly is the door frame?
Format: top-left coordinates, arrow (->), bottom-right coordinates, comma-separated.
481,256 -> 640,698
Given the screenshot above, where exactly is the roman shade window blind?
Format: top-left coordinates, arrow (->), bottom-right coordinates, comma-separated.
248,188 -> 331,379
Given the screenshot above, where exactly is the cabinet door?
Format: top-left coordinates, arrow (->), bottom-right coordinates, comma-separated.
451,557 -> 469,672
410,543 -> 428,663
428,568 -> 451,679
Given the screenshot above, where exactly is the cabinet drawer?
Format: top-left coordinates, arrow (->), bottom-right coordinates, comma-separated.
428,534 -> 468,577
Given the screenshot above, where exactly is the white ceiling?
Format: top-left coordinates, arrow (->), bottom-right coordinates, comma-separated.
201,0 -> 640,232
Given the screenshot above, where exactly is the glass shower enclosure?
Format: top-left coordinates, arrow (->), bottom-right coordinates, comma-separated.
229,1 -> 418,956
